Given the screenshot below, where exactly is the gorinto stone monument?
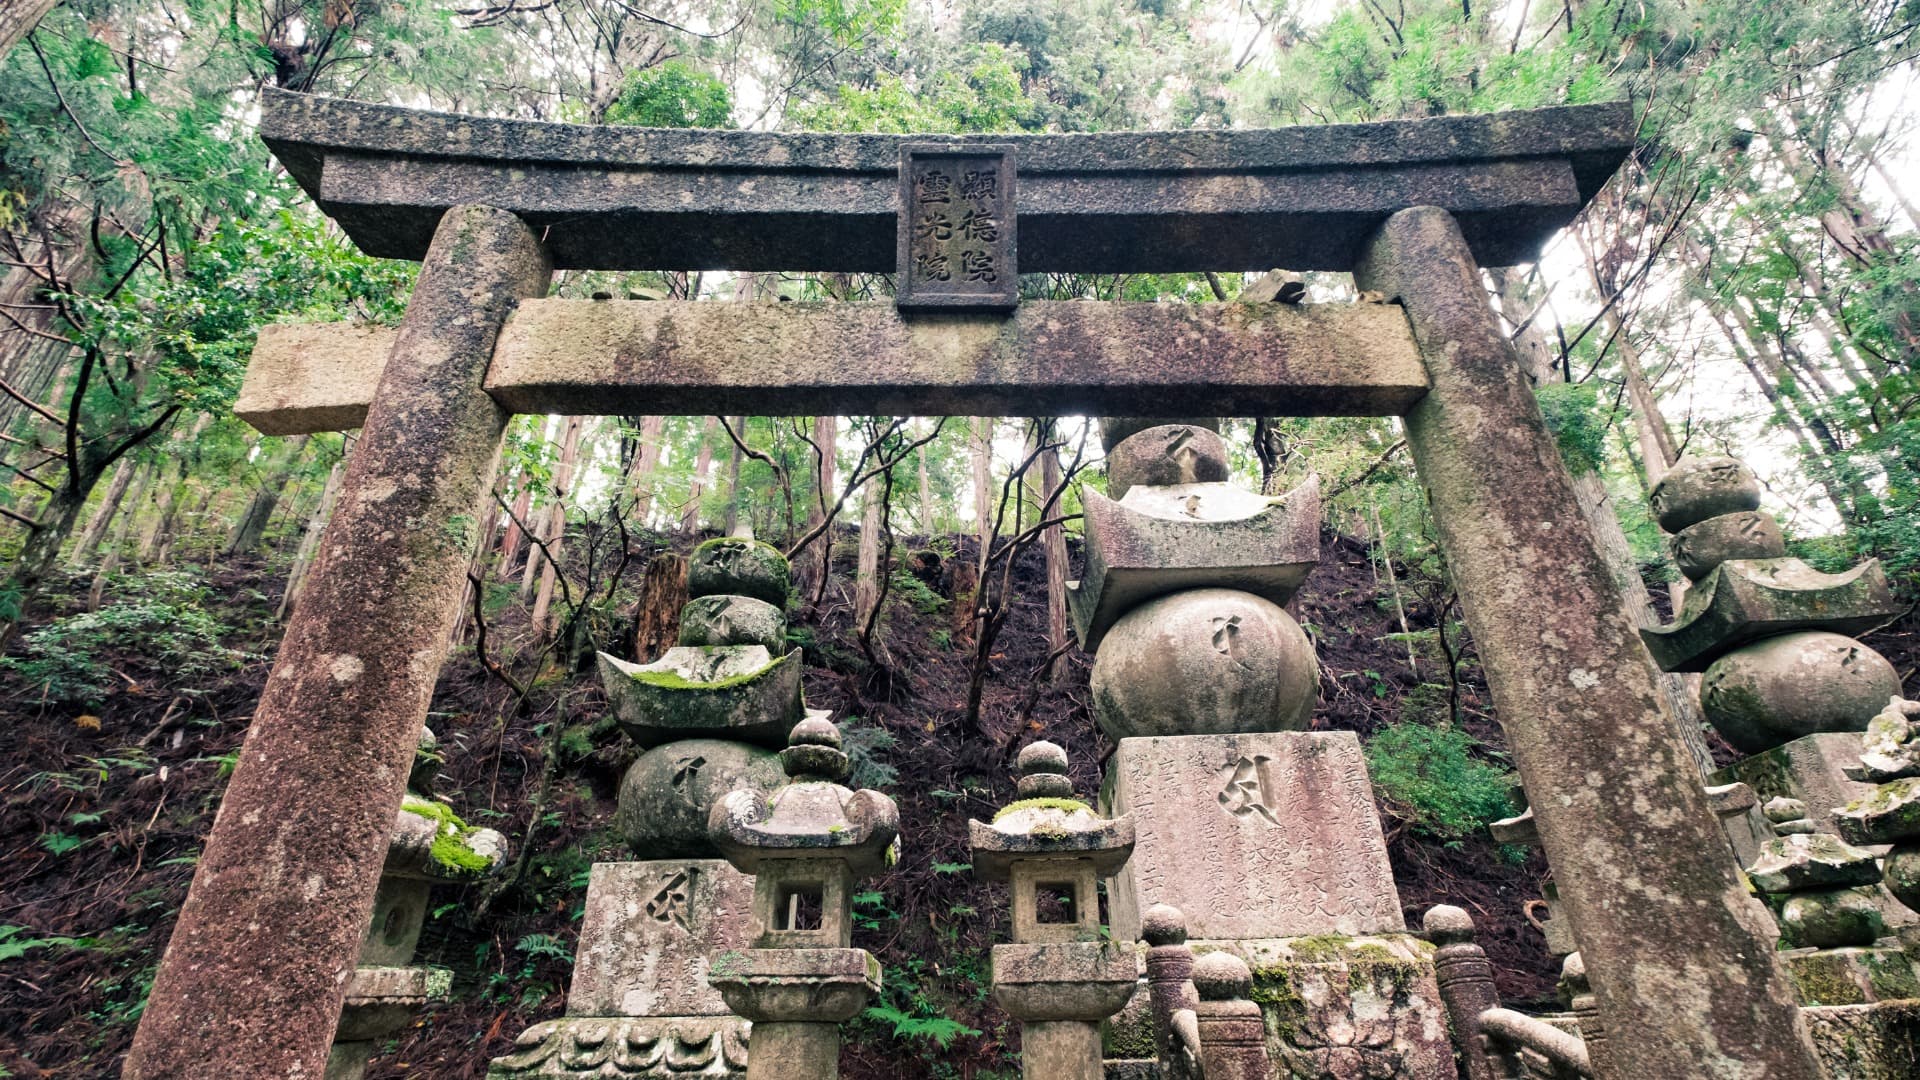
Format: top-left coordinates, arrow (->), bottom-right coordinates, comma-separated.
119,88 -> 1851,1080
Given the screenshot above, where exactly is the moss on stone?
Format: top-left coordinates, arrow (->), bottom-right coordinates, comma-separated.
401,795 -> 495,875
993,797 -> 1093,822
628,650 -> 789,691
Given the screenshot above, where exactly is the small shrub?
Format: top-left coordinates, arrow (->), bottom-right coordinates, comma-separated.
1,572 -> 249,705
1364,722 -> 1513,842
840,716 -> 899,790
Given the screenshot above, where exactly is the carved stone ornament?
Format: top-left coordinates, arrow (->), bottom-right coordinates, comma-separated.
486,1016 -> 749,1078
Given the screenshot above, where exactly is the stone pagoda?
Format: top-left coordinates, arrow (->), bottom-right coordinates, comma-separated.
970,741 -> 1137,1080
706,715 -> 897,1080
1638,457 -> 1907,910
1076,417 -> 1452,1076
490,538 -> 810,1078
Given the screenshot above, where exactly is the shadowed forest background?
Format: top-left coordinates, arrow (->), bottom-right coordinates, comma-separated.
2,0 -> 1919,1076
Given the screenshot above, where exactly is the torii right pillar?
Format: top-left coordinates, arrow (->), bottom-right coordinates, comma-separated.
1355,206 -> 1822,1078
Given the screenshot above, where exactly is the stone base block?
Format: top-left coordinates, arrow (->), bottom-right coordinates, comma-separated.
337,965 -> 451,1041
1197,934 -> 1456,1080
487,1016 -> 749,1078
1782,946 -> 1920,1006
1803,1001 -> 1920,1079
1104,733 -> 1405,942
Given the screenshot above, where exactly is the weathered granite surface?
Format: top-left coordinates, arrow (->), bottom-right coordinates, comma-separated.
1801,1001 -> 1920,1079
1104,733 -> 1403,941
1070,479 -> 1321,654
1649,455 -> 1763,532
599,648 -> 804,750
1780,946 -> 1920,1006
1204,934 -> 1454,1080
1640,557 -> 1901,673
1090,589 -> 1318,739
258,89 -> 1631,272
1702,632 -> 1900,754
568,860 -> 754,1019
126,205 -> 553,1080
239,301 -> 1433,436
615,739 -> 786,859
487,1016 -> 749,1078
1714,733 -> 1890,863
1104,425 -> 1231,502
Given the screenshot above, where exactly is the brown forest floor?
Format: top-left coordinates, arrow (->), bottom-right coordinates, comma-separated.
4,525 -> 1914,1078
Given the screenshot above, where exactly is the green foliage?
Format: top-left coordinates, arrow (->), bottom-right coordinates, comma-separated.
886,569 -> 946,616
1,572 -> 249,706
1534,382 -> 1608,476
790,43 -> 1042,132
514,933 -> 574,964
606,61 -> 734,128
840,716 -> 899,790
1363,723 -> 1513,842
0,925 -> 98,963
862,1003 -> 982,1049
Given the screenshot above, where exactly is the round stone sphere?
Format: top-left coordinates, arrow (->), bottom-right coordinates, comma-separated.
615,738 -> 785,858
1091,588 -> 1316,740
1701,632 -> 1900,756
1780,886 -> 1884,949
1649,456 -> 1761,533
687,538 -> 791,608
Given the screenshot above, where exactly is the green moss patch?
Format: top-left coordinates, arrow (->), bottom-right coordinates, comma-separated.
401,796 -> 496,875
629,650 -> 789,691
993,797 -> 1092,822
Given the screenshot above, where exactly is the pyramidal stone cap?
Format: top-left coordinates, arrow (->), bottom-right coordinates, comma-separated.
970,741 -> 1135,880
1743,832 -> 1883,894
708,716 -> 900,876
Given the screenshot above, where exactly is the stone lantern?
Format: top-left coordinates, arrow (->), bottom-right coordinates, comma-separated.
707,716 -> 898,1080
970,741 -> 1138,1080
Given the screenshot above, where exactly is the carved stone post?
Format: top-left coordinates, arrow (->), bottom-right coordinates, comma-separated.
1560,953 -> 1609,1076
1141,904 -> 1200,1080
1425,905 -> 1501,1080
1189,953 -> 1274,1080
126,205 -> 551,1078
1355,205 -> 1819,1079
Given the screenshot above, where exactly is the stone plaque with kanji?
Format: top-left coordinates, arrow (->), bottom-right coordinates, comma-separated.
567,859 -> 754,1018
1103,732 -> 1406,941
896,146 -> 1017,311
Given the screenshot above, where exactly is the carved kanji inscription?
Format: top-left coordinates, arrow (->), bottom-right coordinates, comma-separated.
1107,733 -> 1405,941
897,146 -> 1017,311
568,859 -> 754,1019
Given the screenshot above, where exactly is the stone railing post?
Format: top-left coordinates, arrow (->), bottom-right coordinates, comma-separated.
126,204 -> 551,1078
1354,206 -> 1819,1079
1141,904 -> 1201,1080
1424,905 -> 1502,1080
1189,952 -> 1275,1080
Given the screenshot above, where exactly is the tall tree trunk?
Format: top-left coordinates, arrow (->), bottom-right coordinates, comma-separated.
973,417 -> 993,583
626,414 -> 667,525
68,456 -> 137,568
532,415 -> 587,638
0,483 -> 88,642
795,415 -> 836,597
498,479 -> 534,580
88,462 -> 154,611
0,0 -> 62,60
681,415 -> 718,535
917,433 -> 936,536
225,435 -> 311,557
720,415 -> 746,536
1038,429 -> 1070,685
854,472 -> 885,628
278,457 -> 345,622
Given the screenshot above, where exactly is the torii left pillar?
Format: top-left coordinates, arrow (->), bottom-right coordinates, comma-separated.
125,205 -> 551,1079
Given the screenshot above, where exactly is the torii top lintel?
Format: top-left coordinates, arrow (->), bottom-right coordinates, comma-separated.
259,89 -> 1632,275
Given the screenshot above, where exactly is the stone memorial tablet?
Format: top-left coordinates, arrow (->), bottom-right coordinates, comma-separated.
1104,732 -> 1405,941
567,859 -> 753,1018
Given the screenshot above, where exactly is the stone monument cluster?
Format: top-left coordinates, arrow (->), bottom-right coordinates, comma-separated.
490,537 -> 815,1078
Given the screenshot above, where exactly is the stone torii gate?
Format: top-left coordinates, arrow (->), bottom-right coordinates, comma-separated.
123,90 -> 1820,1079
